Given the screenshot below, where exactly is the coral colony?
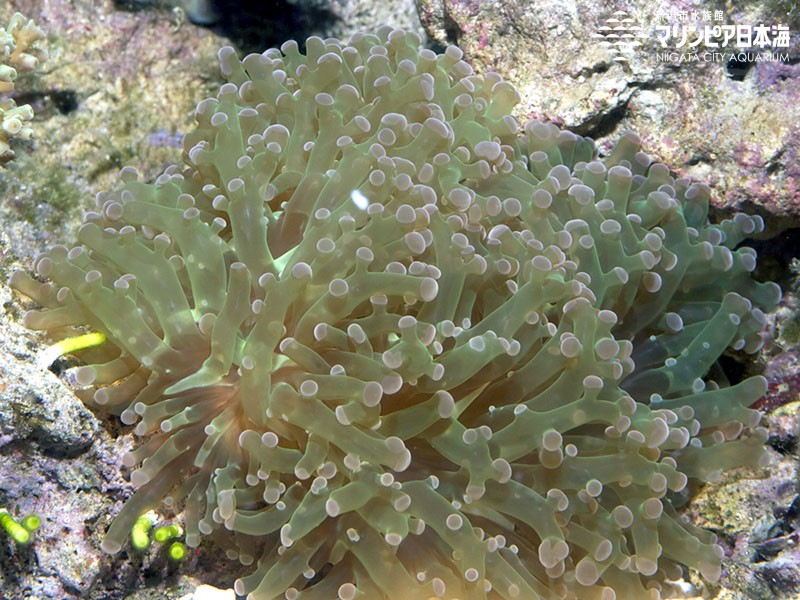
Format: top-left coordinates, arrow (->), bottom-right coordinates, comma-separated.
11,28 -> 780,600
0,13 -> 46,160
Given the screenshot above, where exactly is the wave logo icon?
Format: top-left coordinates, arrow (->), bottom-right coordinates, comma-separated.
592,10 -> 644,63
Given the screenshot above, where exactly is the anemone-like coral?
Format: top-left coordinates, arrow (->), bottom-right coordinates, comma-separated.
11,28 -> 781,600
0,12 -> 46,161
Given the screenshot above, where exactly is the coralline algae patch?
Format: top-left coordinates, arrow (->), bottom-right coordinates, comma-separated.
11,28 -> 779,600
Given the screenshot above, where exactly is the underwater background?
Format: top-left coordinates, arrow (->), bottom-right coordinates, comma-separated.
0,0 -> 798,599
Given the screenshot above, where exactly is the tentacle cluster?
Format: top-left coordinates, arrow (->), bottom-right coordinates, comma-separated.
11,27 -> 780,600
0,12 -> 46,160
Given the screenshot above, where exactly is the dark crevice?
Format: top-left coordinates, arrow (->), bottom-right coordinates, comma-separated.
46,356 -> 72,377
12,89 -> 79,118
716,353 -> 748,386
574,62 -> 610,79
207,0 -> 339,55
751,496 -> 800,566
578,102 -> 628,140
726,53 -> 757,81
739,227 -> 800,286
443,12 -> 462,46
685,150 -> 716,166
115,0 -> 339,55
765,148 -> 784,174
636,78 -> 678,92
768,433 -> 797,455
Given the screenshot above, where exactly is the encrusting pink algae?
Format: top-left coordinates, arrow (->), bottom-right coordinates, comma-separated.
10,27 -> 781,600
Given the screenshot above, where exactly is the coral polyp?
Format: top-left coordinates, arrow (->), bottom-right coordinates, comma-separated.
11,27 -> 780,600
